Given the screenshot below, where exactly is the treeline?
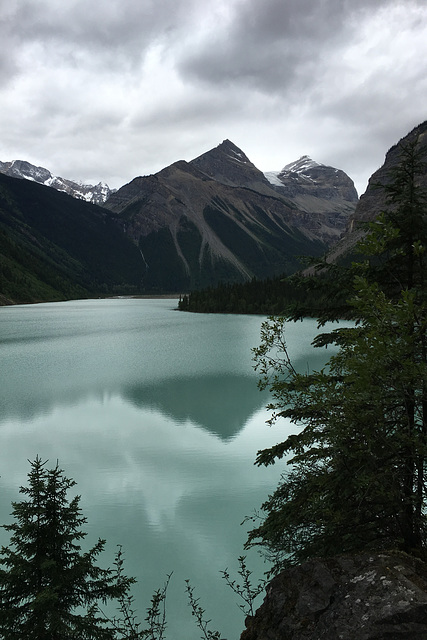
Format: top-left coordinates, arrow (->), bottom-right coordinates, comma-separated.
178,271 -> 347,317
245,134 -> 427,571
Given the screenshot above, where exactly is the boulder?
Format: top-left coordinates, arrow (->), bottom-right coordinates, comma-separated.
241,552 -> 427,639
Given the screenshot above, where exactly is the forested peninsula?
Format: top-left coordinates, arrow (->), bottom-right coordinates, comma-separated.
177,269 -> 348,318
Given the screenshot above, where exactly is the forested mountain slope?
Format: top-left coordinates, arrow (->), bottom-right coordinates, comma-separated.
0,173 -> 143,304
179,122 -> 427,314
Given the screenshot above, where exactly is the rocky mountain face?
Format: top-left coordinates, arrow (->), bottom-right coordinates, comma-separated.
104,140 -> 357,291
241,551 -> 427,640
324,120 -> 427,265
354,121 -> 427,223
0,159 -> 114,205
191,139 -> 274,193
0,140 -> 359,299
265,155 -> 358,246
266,154 -> 357,203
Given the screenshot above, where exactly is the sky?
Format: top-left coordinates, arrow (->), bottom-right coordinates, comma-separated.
1,0 -> 427,197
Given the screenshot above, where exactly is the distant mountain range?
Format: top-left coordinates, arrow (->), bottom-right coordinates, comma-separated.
0,159 -> 115,205
0,139 -> 360,303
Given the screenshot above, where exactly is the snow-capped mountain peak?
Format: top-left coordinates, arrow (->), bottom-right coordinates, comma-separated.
263,153 -> 358,208
282,155 -> 322,174
8,160 -> 52,184
264,156 -> 323,187
0,159 -> 114,205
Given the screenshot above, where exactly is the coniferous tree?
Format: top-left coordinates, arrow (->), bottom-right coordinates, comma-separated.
0,457 -> 133,639
246,136 -> 427,571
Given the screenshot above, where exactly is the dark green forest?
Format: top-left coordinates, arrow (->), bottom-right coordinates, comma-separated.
177,267 -> 350,318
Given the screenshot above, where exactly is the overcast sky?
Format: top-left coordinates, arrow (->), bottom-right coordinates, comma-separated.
1,0 -> 427,196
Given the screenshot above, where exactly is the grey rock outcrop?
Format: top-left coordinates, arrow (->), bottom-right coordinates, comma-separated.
241,552 -> 427,640
352,120 -> 427,224
323,120 -> 427,265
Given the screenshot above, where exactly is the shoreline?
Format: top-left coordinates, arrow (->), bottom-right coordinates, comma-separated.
0,293 -> 185,307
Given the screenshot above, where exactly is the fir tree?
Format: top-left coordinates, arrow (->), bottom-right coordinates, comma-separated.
0,457 -> 132,639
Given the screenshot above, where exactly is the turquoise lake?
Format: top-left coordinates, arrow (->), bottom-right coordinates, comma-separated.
0,298 -> 333,638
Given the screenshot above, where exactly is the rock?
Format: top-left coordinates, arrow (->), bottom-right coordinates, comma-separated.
325,120 -> 427,264
241,552 -> 427,639
351,120 -> 427,226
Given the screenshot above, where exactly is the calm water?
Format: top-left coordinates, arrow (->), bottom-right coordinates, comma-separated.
0,298 -> 332,638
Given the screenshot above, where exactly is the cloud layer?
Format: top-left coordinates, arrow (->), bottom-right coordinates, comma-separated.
1,0 -> 426,194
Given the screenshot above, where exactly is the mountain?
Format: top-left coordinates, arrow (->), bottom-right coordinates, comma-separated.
104,140 -> 357,292
264,155 -> 358,244
0,140 -> 359,303
353,120 -> 427,223
266,154 -> 358,203
0,172 -> 143,305
0,159 -> 114,205
323,120 -> 427,266
191,139 -> 274,192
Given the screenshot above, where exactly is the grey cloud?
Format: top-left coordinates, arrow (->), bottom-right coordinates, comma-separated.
130,92 -> 240,129
0,0 -> 200,76
0,55 -> 18,87
0,0 -> 426,201
176,0 -> 411,94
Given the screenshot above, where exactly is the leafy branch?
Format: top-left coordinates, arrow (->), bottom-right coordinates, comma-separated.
185,580 -> 222,640
220,555 -> 266,617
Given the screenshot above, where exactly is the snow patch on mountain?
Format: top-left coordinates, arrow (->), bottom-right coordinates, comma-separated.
263,171 -> 284,187
227,148 -> 248,163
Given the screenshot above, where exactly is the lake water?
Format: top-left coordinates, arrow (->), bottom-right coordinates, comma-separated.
0,298 -> 333,638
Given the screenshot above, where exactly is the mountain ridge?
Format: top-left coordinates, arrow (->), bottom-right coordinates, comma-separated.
0,172 -> 143,304
321,120 -> 427,267
0,159 -> 115,205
